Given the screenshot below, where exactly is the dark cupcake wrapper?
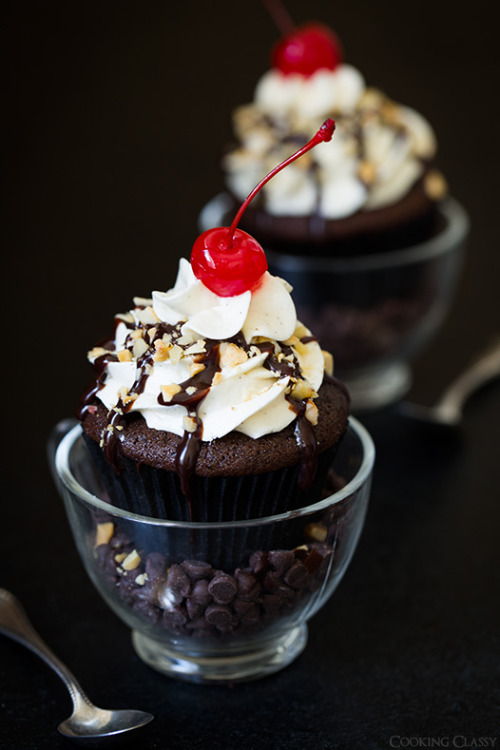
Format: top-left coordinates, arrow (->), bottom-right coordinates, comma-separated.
83,433 -> 338,570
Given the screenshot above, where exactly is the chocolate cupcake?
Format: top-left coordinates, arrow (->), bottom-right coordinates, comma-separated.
79,120 -> 351,525
79,258 -> 349,523
221,20 -> 447,257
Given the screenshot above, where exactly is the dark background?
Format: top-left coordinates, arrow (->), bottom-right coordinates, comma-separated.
2,1 -> 499,748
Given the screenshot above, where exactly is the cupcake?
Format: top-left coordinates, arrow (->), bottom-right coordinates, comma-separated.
221,20 -> 447,257
79,120 -> 350,524
200,14 -> 468,409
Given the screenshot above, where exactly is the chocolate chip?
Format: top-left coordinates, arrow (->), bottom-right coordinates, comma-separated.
268,550 -> 295,577
232,598 -> 261,625
249,550 -> 268,576
234,569 -> 260,601
204,604 -> 235,632
263,573 -> 295,600
303,546 -> 326,574
284,561 -> 309,589
181,559 -> 213,580
158,564 -> 191,607
208,573 -> 238,604
162,607 -> 187,631
189,578 -> 212,606
238,602 -> 261,625
186,597 -> 206,620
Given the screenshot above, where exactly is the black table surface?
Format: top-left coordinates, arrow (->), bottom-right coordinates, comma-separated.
3,2 -> 500,748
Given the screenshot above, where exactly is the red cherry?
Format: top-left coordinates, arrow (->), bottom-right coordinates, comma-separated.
191,119 -> 335,297
191,228 -> 268,297
272,23 -> 343,77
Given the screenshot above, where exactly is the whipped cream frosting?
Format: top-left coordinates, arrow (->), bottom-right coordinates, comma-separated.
223,64 -> 440,219
87,259 -> 327,443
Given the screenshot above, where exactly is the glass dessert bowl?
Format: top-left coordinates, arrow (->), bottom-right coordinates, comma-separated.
200,195 -> 469,411
51,417 -> 374,684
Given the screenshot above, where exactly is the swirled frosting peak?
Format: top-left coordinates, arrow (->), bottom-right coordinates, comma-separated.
85,259 -> 328,444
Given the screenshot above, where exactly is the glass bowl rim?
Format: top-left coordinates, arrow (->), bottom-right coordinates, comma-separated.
200,194 -> 469,273
55,416 -> 375,530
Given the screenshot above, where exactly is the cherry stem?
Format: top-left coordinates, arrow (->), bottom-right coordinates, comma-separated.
261,0 -> 295,36
226,118 -> 336,247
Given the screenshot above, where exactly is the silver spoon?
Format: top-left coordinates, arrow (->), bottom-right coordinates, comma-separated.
0,588 -> 154,741
399,337 -> 500,427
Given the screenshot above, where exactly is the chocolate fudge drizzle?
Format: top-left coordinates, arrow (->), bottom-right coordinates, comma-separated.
81,314 -> 321,505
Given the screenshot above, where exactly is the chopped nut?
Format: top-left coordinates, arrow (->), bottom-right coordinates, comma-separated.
121,392 -> 138,406
219,341 -> 248,369
153,339 -> 171,362
115,312 -> 135,325
305,399 -> 319,426
88,346 -> 108,360
132,337 -> 149,359
169,344 -> 183,365
305,523 -> 328,543
135,573 -> 148,586
147,326 -> 158,342
117,349 -> 133,362
381,99 -> 401,125
130,329 -> 143,340
133,296 -> 153,308
183,415 -> 198,433
358,160 -> 377,185
185,340 -> 206,356
424,170 -> 448,200
135,306 -> 159,325
95,522 -> 114,547
189,362 -> 205,377
114,552 -> 127,563
160,383 -> 182,402
122,550 -> 141,571
290,379 -> 317,401
212,372 -> 223,386
322,350 -> 334,377
359,87 -> 385,110
177,333 -> 195,346
186,386 -> 197,395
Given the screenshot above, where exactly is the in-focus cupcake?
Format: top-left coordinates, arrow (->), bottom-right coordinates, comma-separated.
79,120 -> 350,524
221,19 -> 448,257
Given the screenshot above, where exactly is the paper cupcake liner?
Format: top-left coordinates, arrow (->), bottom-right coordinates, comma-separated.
83,434 -> 337,569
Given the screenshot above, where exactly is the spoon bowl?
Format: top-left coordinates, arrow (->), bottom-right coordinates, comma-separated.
0,588 -> 154,741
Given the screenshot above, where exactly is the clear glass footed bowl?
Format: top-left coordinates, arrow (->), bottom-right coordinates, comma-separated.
199,196 -> 469,411
51,418 -> 374,684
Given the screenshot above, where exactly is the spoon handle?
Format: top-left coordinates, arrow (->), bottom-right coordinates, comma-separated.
436,337 -> 500,418
0,589 -> 93,711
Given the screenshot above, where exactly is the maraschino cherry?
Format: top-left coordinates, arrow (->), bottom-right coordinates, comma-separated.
273,23 -> 343,77
191,118 -> 335,297
263,0 -> 342,77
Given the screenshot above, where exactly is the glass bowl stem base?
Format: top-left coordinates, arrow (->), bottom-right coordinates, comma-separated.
131,625 -> 308,684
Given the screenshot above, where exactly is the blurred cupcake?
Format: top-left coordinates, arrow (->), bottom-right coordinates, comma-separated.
221,18 -> 447,256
